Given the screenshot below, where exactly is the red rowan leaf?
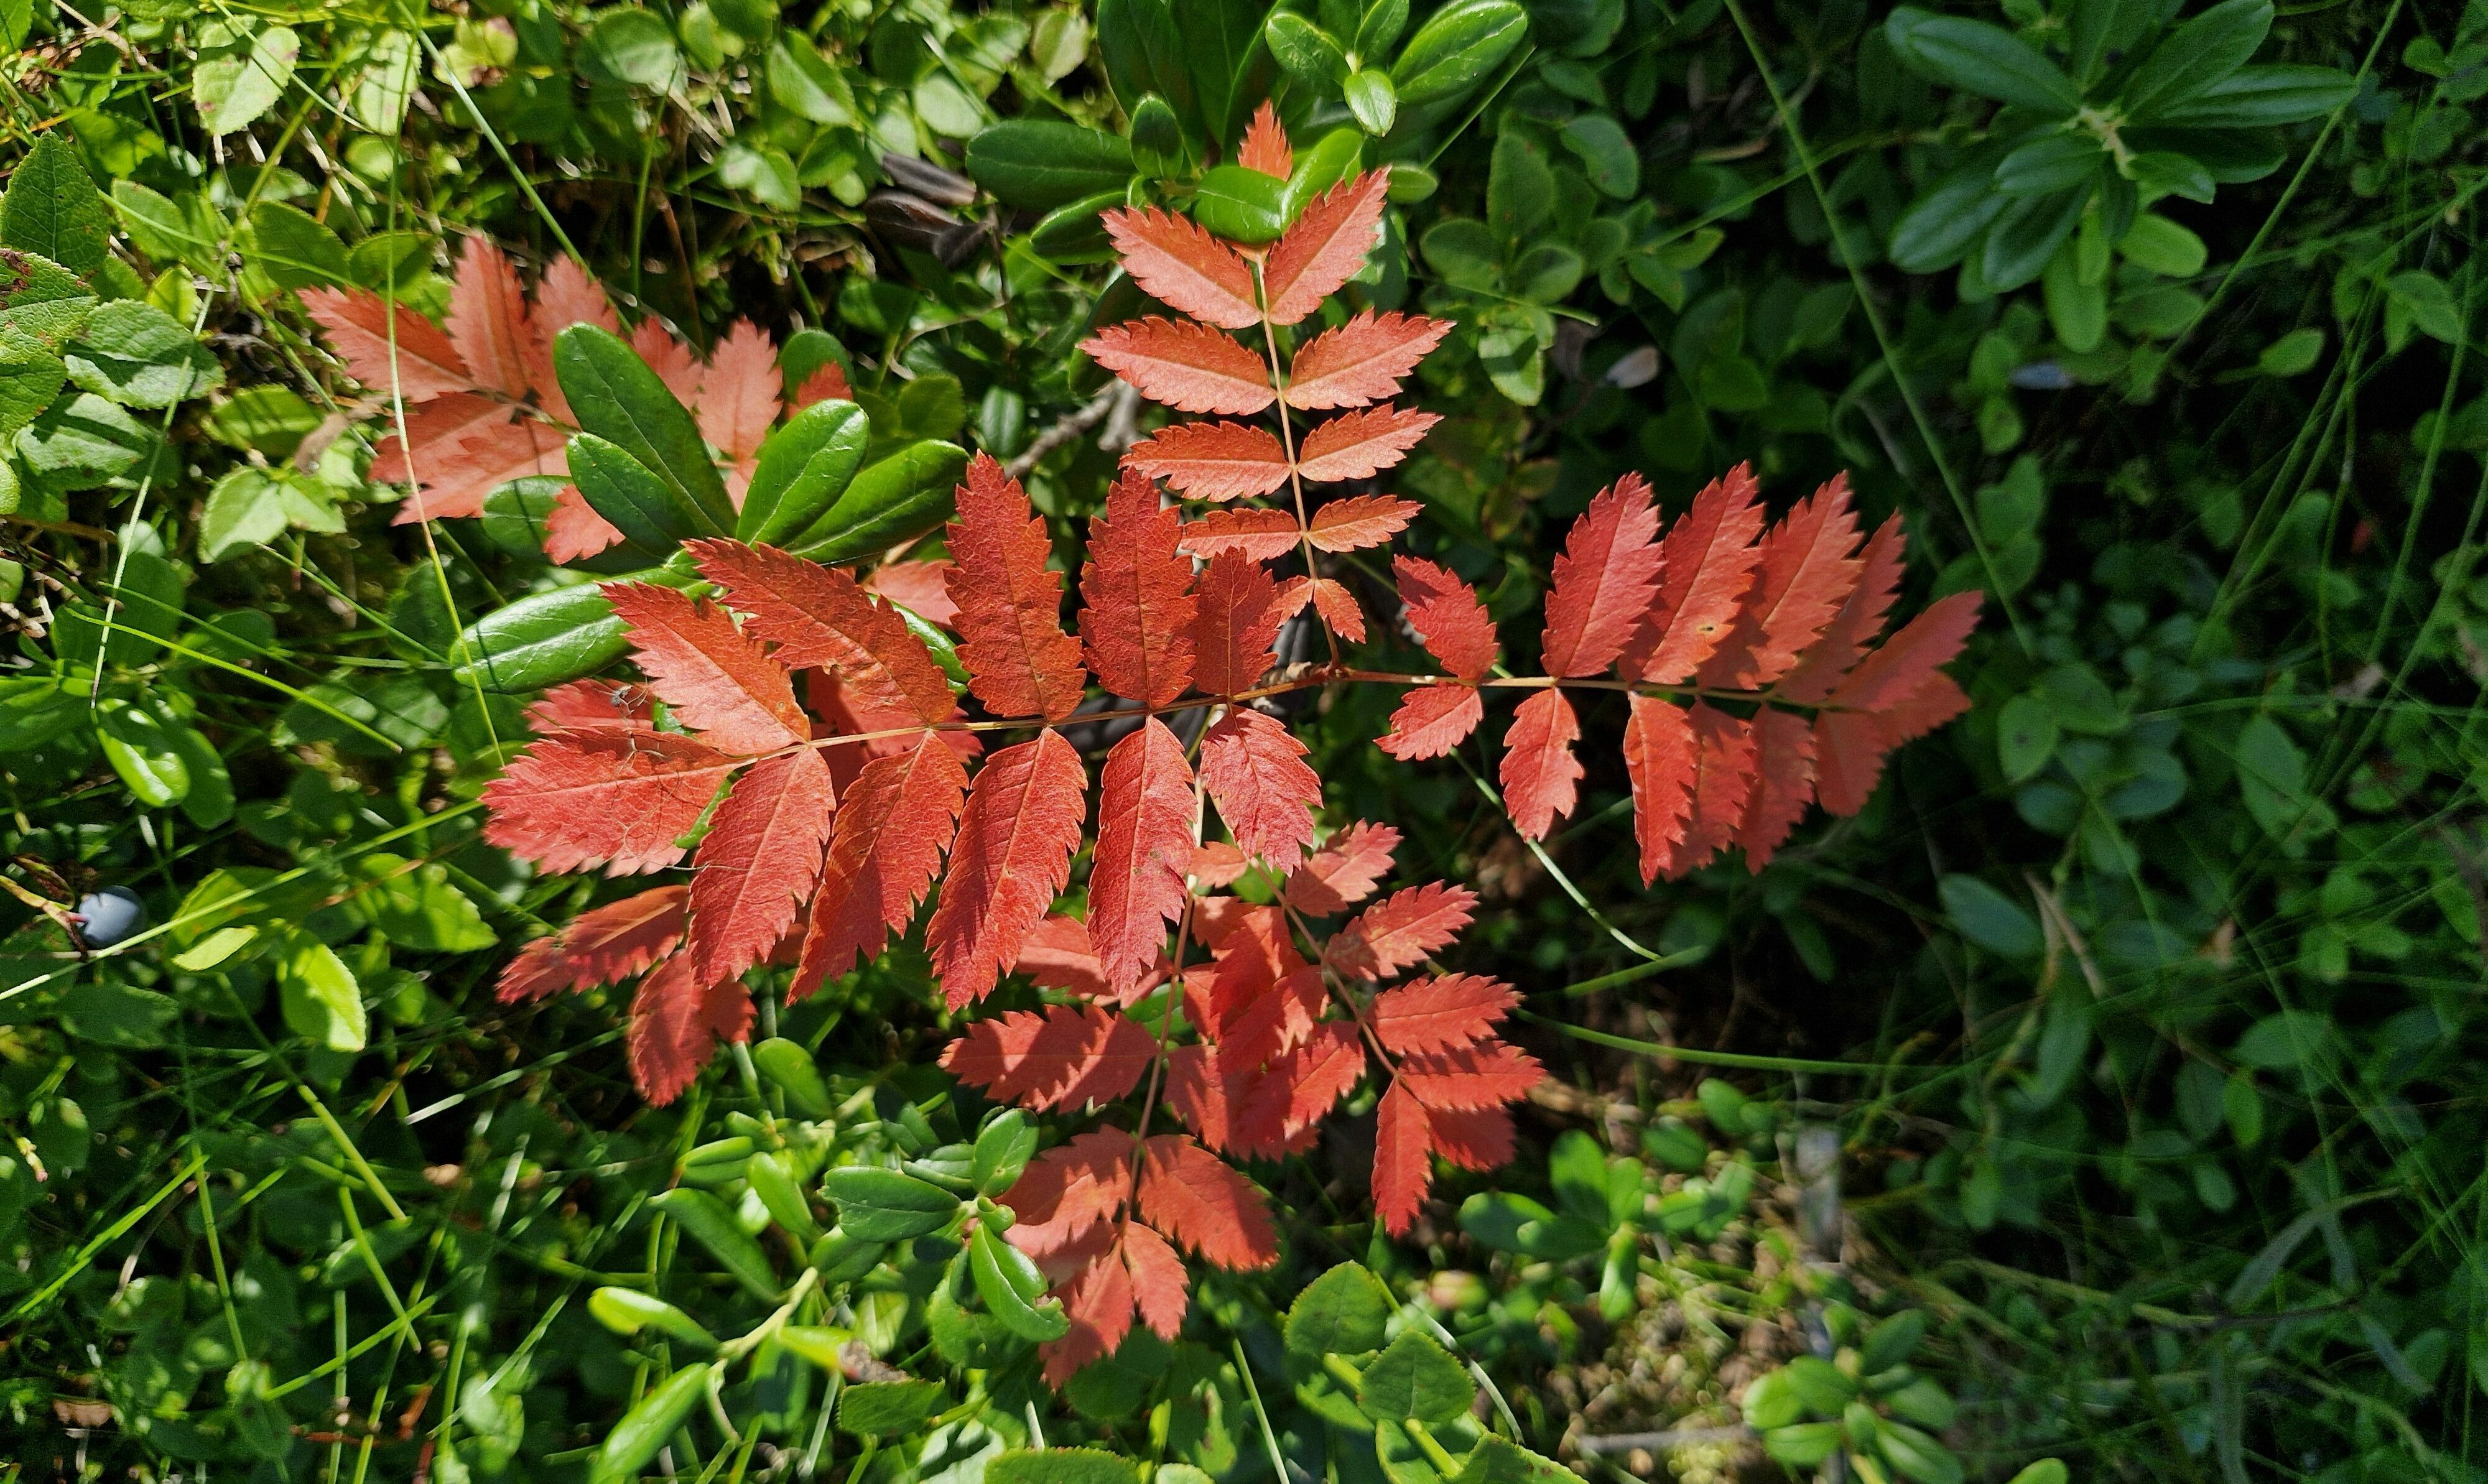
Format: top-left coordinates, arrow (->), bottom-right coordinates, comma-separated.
1165,1042 -> 1245,1151
1287,313 -> 1449,413
370,392 -> 501,486
1773,514 -> 1905,702
928,728 -> 1089,1008
1190,842 -> 1250,887
1541,472 -> 1665,677
1215,965 -> 1325,1077
1499,689 -> 1583,840
791,736 -> 969,996
685,748 -> 836,983
1307,494 -> 1421,553
498,884 -> 687,1001
1373,974 -> 1517,1055
940,1001 -> 1156,1111
1622,695 -> 1695,886
1737,706 -> 1817,871
1013,914 -> 1113,999
1373,1078 -> 1431,1236
391,413 -> 567,524
1283,1023 -> 1367,1127
1192,552 -> 1285,697
1103,206 -> 1263,330
628,953 -> 751,1105
1003,1127 -> 1136,1254
527,679 -> 653,734
1297,405 -> 1441,484
1377,684 -> 1484,761
1286,313 -> 1450,412
1238,100 -> 1293,179
1286,820 -> 1401,916
1426,1106 -> 1515,1171
603,583 -> 809,754
1043,1251 -> 1133,1386
1813,672 -> 1970,818
1263,172 -> 1390,325
1138,1135 -> 1278,1269
792,361 -> 853,410
631,317 -> 706,406
445,239 -> 534,400
1123,1222 -> 1189,1340
1825,591 -> 1984,713
1199,708 -> 1321,863
483,732 -> 738,876
1080,468 -> 1198,707
544,483 -> 627,563
865,559 -> 959,629
947,453 -> 1089,721
1622,463 -> 1766,684
1398,1039 -> 1544,1111
1179,507 -> 1301,562
1081,318 -> 1274,415
1813,710 -> 1887,819
1666,703 -> 1758,879
1124,420 -> 1291,501
1699,474 -> 1865,689
1879,671 -> 1972,745
690,539 -> 955,727
1305,576 -> 1367,641
1330,882 -> 1476,980
302,286 -> 472,401
695,319 -> 783,463
1393,555 -> 1499,681
1089,718 -> 1197,994
522,256 -> 620,421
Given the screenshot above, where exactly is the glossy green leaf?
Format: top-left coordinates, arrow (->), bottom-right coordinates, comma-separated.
567,431 -> 702,554
1345,70 -> 1399,135
1265,12 -> 1348,90
0,674 -> 83,750
820,1166 -> 961,1240
1884,7 -> 2079,113
2153,63 -> 2355,128
1391,1 -> 1528,106
589,1363 -> 714,1484
747,1151 -> 823,1241
453,578 -> 641,693
751,1037 -> 835,1118
554,325 -> 735,535
587,1287 -> 719,1348
98,700 -> 189,807
650,1187 -> 781,1298
739,399 -> 870,545
966,121 -> 1135,210
2119,0 -> 2270,124
970,1225 -> 1069,1340
276,933 -> 366,1052
790,439 -> 966,563
1192,164 -> 1292,243
1939,874 -> 2043,957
